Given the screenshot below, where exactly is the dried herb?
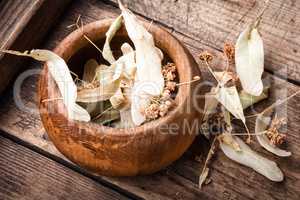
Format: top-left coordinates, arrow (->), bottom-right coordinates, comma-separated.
214,86 -> 245,123
240,87 -> 269,109
235,25 -> 264,96
102,15 -> 123,64
255,107 -> 291,157
0,49 -> 90,122
199,137 -> 217,189
119,0 -> 165,125
220,135 -> 283,182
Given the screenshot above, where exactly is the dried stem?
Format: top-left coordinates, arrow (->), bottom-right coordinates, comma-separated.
41,97 -> 63,103
231,131 -> 267,136
199,136 -> 217,188
92,106 -> 114,121
74,15 -> 103,54
244,123 -> 251,143
262,90 -> 300,115
147,20 -> 154,31
253,0 -> 270,29
176,76 -> 201,86
204,61 -> 221,86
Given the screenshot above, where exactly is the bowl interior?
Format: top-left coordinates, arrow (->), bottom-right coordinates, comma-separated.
45,20 -> 195,135
66,27 -> 181,127
68,35 -> 173,78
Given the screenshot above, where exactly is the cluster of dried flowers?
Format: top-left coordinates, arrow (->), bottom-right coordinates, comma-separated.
143,63 -> 177,120
198,1 -> 299,188
0,1 -> 178,129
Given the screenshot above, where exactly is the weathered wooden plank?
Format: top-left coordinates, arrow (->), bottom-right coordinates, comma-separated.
0,0 -> 299,199
110,0 -> 300,84
0,0 -> 72,94
0,134 -> 131,200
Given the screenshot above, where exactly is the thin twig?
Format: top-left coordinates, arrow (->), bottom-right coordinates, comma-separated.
231,131 -> 267,136
253,0 -> 270,28
41,97 -> 63,103
262,90 -> 300,115
74,15 -> 103,54
199,136 -> 217,188
92,106 -> 114,121
204,61 -> 221,86
147,20 -> 154,32
176,76 -> 201,86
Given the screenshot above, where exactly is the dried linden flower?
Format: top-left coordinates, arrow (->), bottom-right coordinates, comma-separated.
266,117 -> 287,146
199,51 -> 213,63
144,103 -> 159,120
223,42 -> 235,63
166,81 -> 176,91
162,63 -> 177,81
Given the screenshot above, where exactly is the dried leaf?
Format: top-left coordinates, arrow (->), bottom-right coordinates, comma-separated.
214,71 -> 235,86
131,82 -> 159,125
121,42 -> 134,54
103,15 -> 123,64
221,106 -> 231,128
156,47 -> 164,60
97,52 -> 136,85
240,87 -> 269,109
119,1 -> 164,125
116,44 -> 136,128
235,25 -> 264,96
218,133 -> 241,151
118,51 -> 136,80
215,86 -> 245,123
110,88 -> 126,109
199,167 -> 209,189
220,136 -> 284,182
83,59 -> 99,83
0,49 -> 90,122
255,107 -> 291,157
198,137 -> 217,189
119,108 -> 135,128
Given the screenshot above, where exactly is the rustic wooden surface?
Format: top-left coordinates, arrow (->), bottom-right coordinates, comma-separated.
0,0 -> 299,199
0,0 -> 72,94
110,0 -> 300,84
0,134 -> 131,200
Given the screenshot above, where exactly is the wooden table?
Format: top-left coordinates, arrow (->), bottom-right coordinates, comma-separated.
0,0 -> 299,199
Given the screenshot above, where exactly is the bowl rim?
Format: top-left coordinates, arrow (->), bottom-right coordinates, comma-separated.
40,18 -> 199,137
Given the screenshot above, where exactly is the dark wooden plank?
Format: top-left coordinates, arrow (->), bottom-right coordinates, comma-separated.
0,134 -> 130,200
110,0 -> 300,85
0,0 -> 300,199
0,0 -> 72,94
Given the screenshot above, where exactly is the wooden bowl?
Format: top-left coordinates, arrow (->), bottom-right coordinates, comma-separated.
38,19 -> 204,176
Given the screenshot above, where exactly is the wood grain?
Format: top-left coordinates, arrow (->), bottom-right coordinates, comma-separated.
0,134 -> 130,200
0,0 -> 299,199
110,0 -> 300,84
0,0 -> 71,94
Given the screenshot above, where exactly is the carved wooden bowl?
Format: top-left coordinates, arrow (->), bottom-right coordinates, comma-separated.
38,19 -> 204,176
